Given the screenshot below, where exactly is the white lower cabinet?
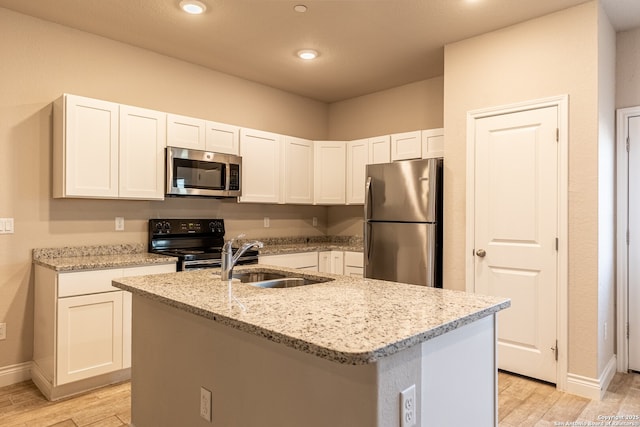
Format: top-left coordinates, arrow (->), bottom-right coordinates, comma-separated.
318,251 -> 345,275
344,251 -> 364,277
57,290 -> 124,385
259,252 -> 318,271
33,262 -> 175,400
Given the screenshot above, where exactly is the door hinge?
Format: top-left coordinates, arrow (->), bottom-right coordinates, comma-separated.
628,136 -> 631,152
628,323 -> 630,339
556,128 -> 559,142
555,237 -> 559,251
628,230 -> 630,245
551,340 -> 558,361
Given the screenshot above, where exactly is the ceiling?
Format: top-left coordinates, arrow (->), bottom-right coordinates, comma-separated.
1,0 -> 638,103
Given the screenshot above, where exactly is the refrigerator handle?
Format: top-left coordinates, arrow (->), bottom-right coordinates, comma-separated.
365,221 -> 372,266
364,176 -> 372,220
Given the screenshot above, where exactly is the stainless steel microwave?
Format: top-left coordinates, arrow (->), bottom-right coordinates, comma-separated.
166,147 -> 242,198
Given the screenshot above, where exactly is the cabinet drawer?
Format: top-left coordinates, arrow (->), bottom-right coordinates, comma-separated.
259,252 -> 318,269
58,269 -> 122,298
344,251 -> 364,267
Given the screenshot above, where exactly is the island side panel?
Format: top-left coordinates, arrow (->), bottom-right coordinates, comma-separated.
130,295 -> 381,427
420,315 -> 497,426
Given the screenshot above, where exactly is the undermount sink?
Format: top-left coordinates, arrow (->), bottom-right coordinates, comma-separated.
231,270 -> 333,289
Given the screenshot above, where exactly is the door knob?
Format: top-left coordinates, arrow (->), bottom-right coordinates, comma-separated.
476,249 -> 486,258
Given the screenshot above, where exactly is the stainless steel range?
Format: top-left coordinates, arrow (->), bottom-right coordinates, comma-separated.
148,219 -> 259,271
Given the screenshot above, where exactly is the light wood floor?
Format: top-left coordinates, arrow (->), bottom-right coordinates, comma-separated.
1,371 -> 639,426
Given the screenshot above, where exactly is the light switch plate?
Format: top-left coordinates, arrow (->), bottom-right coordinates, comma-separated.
0,218 -> 14,234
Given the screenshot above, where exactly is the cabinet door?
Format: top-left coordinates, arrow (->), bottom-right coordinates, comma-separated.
421,128 -> 444,159
56,291 -> 123,385
119,105 -> 166,200
60,94 -> 119,198
239,128 -> 282,203
318,251 -> 331,273
205,121 -> 240,155
284,136 -> 314,204
314,141 -> 346,205
346,139 -> 369,204
391,130 -> 422,161
331,251 -> 344,275
369,135 -> 391,164
167,113 -> 206,150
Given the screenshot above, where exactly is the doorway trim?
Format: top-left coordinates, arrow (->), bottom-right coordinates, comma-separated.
465,95 -> 569,391
616,105 -> 640,372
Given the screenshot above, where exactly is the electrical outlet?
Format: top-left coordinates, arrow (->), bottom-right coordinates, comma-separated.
115,217 -> 125,231
0,323 -> 6,340
263,217 -> 270,228
200,387 -> 212,422
400,384 -> 416,427
312,217 -> 318,227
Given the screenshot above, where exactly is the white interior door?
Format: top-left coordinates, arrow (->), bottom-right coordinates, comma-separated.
628,114 -> 640,371
474,106 -> 559,383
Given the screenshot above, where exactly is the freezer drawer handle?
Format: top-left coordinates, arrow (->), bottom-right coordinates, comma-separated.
475,249 -> 486,258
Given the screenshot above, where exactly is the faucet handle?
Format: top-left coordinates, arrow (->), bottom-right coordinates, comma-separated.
223,233 -> 246,251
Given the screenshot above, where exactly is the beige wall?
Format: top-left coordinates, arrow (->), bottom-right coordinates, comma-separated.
597,3 -> 617,378
443,1 -> 608,379
327,77 -> 444,141
0,8 -> 331,368
616,27 -> 640,109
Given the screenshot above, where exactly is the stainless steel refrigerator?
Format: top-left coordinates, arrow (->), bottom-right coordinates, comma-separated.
364,158 -> 443,287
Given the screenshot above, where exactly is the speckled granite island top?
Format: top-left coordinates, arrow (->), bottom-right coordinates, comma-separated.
112,265 -> 509,365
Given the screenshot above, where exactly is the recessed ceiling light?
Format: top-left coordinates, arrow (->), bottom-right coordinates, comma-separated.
180,0 -> 206,14
297,49 -> 318,60
294,5 -> 308,13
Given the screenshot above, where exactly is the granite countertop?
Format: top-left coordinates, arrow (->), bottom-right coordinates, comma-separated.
246,235 -> 364,256
112,265 -> 510,365
32,243 -> 178,272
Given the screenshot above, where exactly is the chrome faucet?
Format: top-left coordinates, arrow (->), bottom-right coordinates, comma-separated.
221,235 -> 263,281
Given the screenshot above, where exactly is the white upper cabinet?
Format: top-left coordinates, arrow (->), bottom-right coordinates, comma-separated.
346,139 -> 369,205
53,94 -> 165,200
205,121 -> 240,155
391,130 -> 422,161
239,128 -> 282,203
368,135 -> 391,164
421,128 -> 444,159
314,141 -> 346,205
119,105 -> 166,200
283,136 -> 314,204
54,94 -> 119,198
167,114 -> 240,155
166,113 -> 206,150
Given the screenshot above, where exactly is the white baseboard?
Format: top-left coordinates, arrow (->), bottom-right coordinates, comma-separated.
565,355 -> 617,400
0,361 -> 32,388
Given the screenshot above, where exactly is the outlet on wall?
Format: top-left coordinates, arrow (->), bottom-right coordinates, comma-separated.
400,384 -> 416,427
200,387 -> 212,422
263,217 -> 270,228
115,217 -> 125,231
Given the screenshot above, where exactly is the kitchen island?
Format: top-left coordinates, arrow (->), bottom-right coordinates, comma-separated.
113,265 -> 509,427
